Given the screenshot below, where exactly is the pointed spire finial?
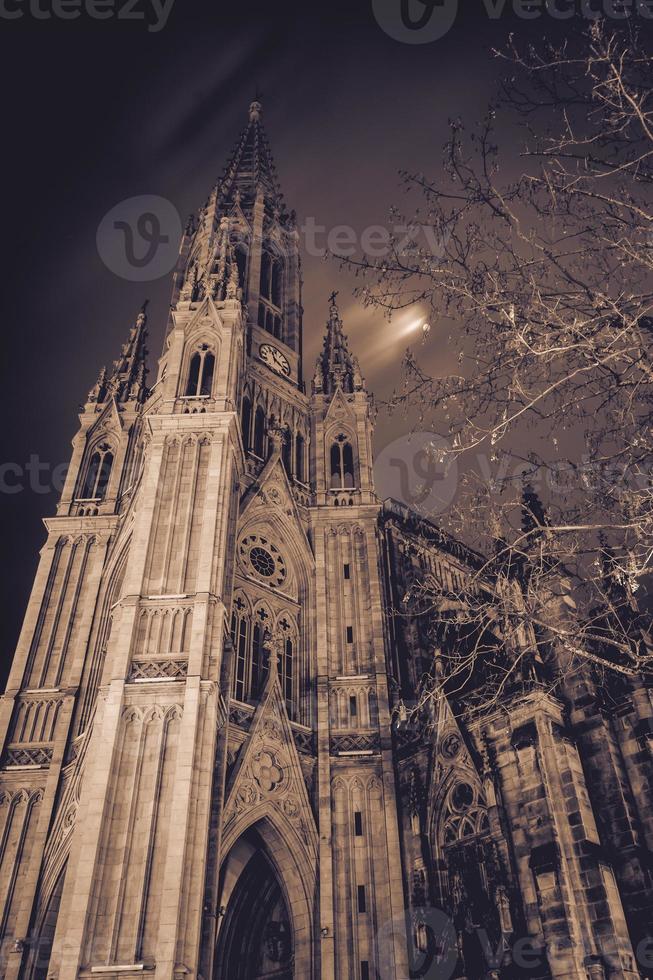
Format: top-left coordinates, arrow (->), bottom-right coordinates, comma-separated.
249,97 -> 262,122
136,299 -> 149,327
212,92 -> 286,218
98,302 -> 149,405
313,293 -> 366,396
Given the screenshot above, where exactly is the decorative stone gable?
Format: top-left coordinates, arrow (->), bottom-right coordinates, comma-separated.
222,663 -> 318,860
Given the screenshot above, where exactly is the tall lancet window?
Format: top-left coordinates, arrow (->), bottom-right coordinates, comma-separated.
80,443 -> 114,500
250,621 -> 266,697
283,635 -> 294,718
295,433 -> 305,483
234,246 -> 248,296
185,344 -> 215,397
258,249 -> 283,341
230,599 -> 297,720
282,431 -> 292,476
253,407 -> 266,458
330,433 -> 355,488
241,396 -> 252,451
231,602 -> 249,703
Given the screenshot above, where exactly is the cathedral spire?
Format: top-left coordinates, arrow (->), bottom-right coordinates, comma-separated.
215,97 -> 288,221
312,293 -> 365,396
88,301 -> 149,405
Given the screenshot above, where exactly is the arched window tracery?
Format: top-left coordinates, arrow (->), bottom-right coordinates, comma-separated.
230,596 -> 297,720
258,248 -> 284,341
295,433 -> 305,483
282,431 -> 292,476
241,396 -> 252,451
253,406 -> 266,458
184,343 -> 215,398
79,443 -> 114,501
234,246 -> 248,294
433,778 -> 509,977
329,433 -> 355,489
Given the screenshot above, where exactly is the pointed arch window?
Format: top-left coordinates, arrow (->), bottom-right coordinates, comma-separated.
295,433 -> 305,483
251,622 -> 265,697
253,407 -> 266,458
330,433 -> 355,489
271,261 -> 282,308
184,344 -> 215,398
235,247 -> 248,294
282,431 -> 292,476
230,602 -> 297,720
260,251 -> 271,299
231,611 -> 249,703
241,396 -> 252,451
79,443 -> 114,500
283,636 -> 294,717
434,780 -> 504,962
259,249 -> 284,341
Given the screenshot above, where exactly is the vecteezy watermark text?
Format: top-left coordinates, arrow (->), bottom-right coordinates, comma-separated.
372,0 -> 653,44
300,217 -> 448,259
97,195 -> 183,281
374,905 -> 653,979
0,457 -> 68,495
96,194 -> 449,283
0,0 -> 175,31
373,431 -> 653,518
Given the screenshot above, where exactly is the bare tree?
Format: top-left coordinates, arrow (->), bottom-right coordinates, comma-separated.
353,21 -> 653,712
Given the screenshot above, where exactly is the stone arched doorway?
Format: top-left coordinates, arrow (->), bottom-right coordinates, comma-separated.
214,826 -> 299,980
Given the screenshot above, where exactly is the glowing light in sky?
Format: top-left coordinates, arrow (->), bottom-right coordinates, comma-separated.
395,310 -> 429,341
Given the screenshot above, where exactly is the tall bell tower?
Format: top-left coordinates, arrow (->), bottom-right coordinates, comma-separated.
0,99 -> 409,980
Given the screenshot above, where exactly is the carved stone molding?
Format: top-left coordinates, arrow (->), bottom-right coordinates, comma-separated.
291,727 -> 314,756
3,744 -> 53,768
330,732 -> 380,755
229,702 -> 255,731
129,658 -> 188,681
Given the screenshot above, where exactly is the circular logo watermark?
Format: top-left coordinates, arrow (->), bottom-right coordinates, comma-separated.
372,0 -> 458,43
374,432 -> 458,517
96,194 -> 182,281
375,906 -> 458,979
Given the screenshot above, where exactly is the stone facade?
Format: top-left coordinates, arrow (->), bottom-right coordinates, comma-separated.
1,100 -> 652,980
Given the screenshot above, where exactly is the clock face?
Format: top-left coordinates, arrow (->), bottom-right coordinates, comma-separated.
259,343 -> 291,377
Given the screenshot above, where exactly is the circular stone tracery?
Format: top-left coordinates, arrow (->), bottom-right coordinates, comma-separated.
250,547 -> 275,577
239,534 -> 287,588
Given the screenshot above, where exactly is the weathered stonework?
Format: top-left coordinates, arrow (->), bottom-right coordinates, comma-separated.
0,99 -> 651,980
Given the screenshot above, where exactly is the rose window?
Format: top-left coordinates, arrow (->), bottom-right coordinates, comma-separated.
239,534 -> 287,588
250,547 -> 275,577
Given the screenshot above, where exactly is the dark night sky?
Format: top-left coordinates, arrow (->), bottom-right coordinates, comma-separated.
0,0 -> 604,681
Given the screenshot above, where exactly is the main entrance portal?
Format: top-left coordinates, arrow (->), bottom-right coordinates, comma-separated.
215,829 -> 294,980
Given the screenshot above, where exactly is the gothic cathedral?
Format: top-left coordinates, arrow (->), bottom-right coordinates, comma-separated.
1,101 -> 652,980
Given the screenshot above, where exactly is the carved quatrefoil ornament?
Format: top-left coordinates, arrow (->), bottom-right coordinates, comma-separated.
252,749 -> 284,793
